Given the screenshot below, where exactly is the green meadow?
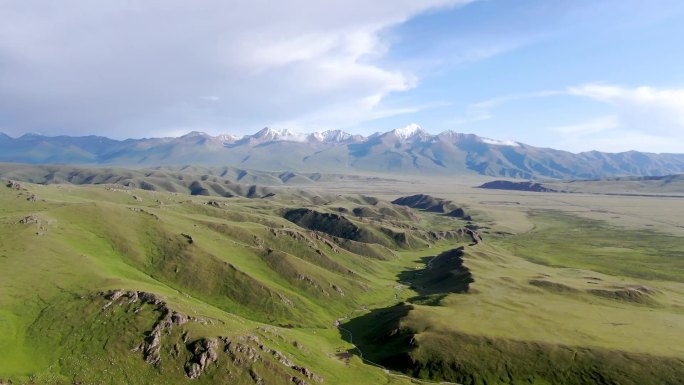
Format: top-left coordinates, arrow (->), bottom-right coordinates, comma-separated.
1,177 -> 684,384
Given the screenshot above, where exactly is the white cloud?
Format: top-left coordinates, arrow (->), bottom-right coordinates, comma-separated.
0,0 -> 472,138
567,84 -> 684,136
469,90 -> 563,111
461,84 -> 684,153
452,90 -> 561,126
550,115 -> 619,135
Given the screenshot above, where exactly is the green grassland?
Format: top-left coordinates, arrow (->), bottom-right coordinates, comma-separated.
342,208 -> 684,384
2,175 -> 684,385
3,181 -> 467,384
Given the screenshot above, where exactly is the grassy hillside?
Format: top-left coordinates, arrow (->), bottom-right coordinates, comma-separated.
342,211 -> 684,384
1,179 -> 477,384
2,176 -> 684,384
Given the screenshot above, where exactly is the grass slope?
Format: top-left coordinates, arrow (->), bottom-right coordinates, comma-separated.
2,180 -> 470,384
342,211 -> 684,384
3,178 -> 684,385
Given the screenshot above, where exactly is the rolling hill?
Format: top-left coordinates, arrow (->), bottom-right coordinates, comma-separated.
3,174 -> 684,384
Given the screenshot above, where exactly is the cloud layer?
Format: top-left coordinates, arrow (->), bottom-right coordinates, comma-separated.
568,84 -> 684,137
0,0 -> 466,138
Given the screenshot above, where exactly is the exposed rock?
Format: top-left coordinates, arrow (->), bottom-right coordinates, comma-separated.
227,336 -> 261,365
205,200 -> 221,207
107,290 -> 125,301
181,233 -> 194,244
137,291 -> 163,305
311,231 -> 339,252
143,328 -> 164,366
100,290 -> 172,366
132,195 -> 143,201
171,311 -> 188,325
272,350 -> 295,367
186,363 -> 201,379
18,215 -> 39,225
292,366 -> 324,382
297,274 -> 321,290
249,369 -> 265,385
26,194 -> 38,202
291,377 -> 310,385
185,338 -> 219,379
462,228 -> 482,244
6,180 -> 22,189
277,293 -> 294,307
128,207 -> 159,219
331,284 -> 345,296
253,336 -> 323,382
99,290 -> 320,383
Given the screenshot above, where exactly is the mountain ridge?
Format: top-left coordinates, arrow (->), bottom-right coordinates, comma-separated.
1,125 -> 683,179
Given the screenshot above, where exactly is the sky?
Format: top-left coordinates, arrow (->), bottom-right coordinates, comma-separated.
1,0 -> 683,153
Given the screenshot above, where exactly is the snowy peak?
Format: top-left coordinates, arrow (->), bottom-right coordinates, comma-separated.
252,127 -> 281,141
307,129 -> 357,144
381,123 -> 431,143
173,125 -> 518,147
239,127 -> 307,144
216,134 -> 238,144
391,123 -> 426,140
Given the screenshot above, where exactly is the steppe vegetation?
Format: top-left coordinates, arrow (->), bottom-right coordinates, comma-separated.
1,172 -> 683,384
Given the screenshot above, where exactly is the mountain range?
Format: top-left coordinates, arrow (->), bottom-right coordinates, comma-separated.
2,124 -> 684,179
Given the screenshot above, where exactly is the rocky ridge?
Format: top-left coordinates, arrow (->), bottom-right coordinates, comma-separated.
101,290 -> 323,383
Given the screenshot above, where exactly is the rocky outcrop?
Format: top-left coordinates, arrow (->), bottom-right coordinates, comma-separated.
99,290 -> 324,382
102,290 -> 179,366
186,338 -> 219,379
18,215 -> 40,225
292,365 -> 323,383
462,228 -> 482,244
128,207 -> 159,219
250,369 -> 265,385
6,180 -> 23,189
181,233 -> 194,244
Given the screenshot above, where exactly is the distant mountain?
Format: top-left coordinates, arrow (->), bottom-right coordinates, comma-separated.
2,124 -> 684,179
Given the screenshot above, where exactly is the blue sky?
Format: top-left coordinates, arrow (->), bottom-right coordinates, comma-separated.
1,0 -> 683,153
368,0 -> 684,152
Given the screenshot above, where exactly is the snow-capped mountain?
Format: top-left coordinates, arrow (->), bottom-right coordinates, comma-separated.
388,123 -> 429,140
235,127 -> 308,145
1,126 -> 683,179
308,130 -> 366,144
